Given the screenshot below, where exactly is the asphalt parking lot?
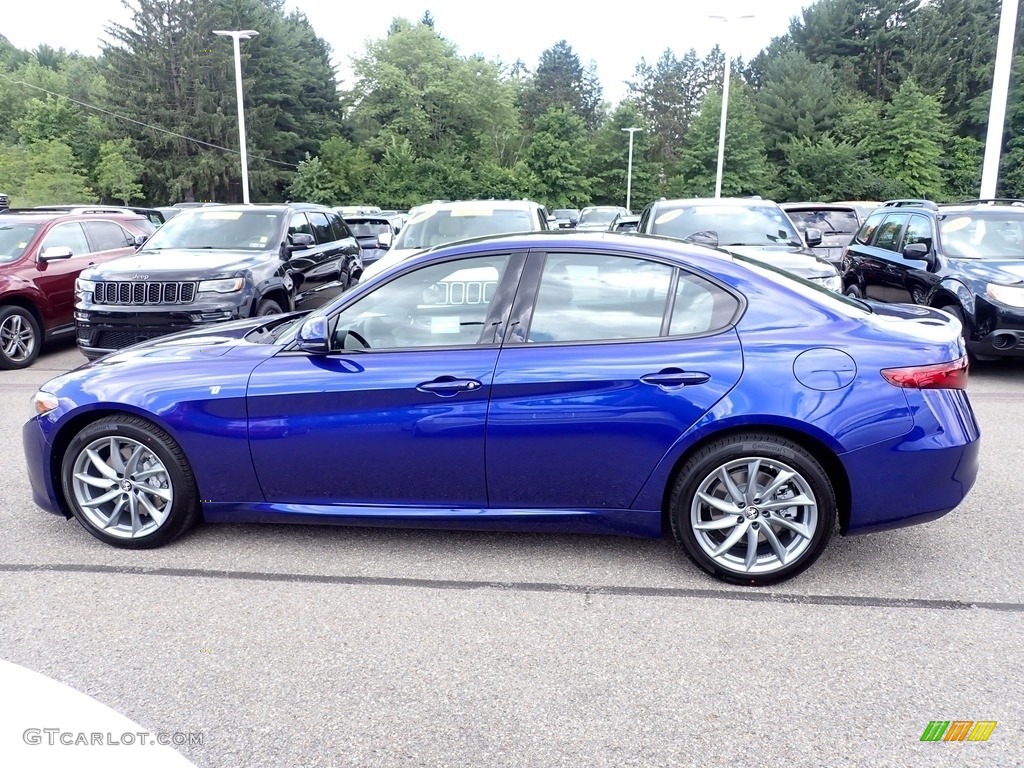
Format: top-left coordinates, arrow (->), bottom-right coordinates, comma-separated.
1,339 -> 1021,767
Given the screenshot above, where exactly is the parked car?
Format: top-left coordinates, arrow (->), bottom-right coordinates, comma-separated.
33,204 -> 166,230
576,205 -> 631,231
0,192 -> 9,211
359,199 -> 550,282
73,203 -> 359,359
342,214 -> 397,273
637,197 -> 842,291
550,208 -> 580,229
25,231 -> 978,586
780,202 -> 866,266
841,197 -> 1024,360
0,209 -> 154,369
609,213 -> 640,233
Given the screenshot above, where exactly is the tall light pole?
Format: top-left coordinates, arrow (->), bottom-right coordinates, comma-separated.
213,29 -> 259,204
980,0 -> 1020,198
709,14 -> 754,199
622,127 -> 642,211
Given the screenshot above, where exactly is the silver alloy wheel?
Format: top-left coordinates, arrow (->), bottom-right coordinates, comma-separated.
0,313 -> 35,362
690,456 -> 818,575
70,436 -> 174,539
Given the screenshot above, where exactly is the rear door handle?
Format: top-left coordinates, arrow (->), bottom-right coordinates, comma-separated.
417,376 -> 483,397
640,369 -> 710,388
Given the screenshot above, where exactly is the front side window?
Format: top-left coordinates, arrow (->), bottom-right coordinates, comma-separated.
330,254 -> 511,351
525,253 -> 673,343
41,222 -> 90,256
307,212 -> 335,245
84,220 -> 133,251
873,214 -> 908,252
288,213 -> 313,238
902,215 -> 933,251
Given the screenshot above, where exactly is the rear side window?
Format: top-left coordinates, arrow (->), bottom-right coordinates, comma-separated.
670,272 -> 740,336
328,212 -> 352,241
307,212 -> 335,245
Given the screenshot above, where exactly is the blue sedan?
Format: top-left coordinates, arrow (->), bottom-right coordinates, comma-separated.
23,232 -> 981,585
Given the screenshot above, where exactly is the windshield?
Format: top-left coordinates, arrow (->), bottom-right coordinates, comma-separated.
786,209 -> 860,235
140,209 -> 282,251
579,208 -> 622,225
0,222 -> 40,263
552,209 -> 579,219
392,205 -> 535,250
650,204 -> 801,246
348,220 -> 392,237
939,214 -> 1024,258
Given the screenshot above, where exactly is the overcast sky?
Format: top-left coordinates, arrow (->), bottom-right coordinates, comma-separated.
2,0 -> 814,104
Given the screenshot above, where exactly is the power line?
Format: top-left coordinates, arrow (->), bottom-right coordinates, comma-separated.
0,72 -> 299,169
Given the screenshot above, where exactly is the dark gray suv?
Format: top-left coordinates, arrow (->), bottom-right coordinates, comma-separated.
74,203 -> 360,358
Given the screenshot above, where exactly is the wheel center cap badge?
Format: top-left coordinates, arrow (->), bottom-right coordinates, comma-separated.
120,479 -> 133,492
744,507 -> 759,520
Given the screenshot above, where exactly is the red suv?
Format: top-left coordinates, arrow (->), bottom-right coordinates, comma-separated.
0,209 -> 154,369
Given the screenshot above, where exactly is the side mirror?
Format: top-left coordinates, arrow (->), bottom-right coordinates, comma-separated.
902,242 -> 929,260
40,246 -> 74,261
804,227 -> 823,247
377,232 -> 393,248
133,234 -> 149,247
296,315 -> 330,354
288,232 -> 316,250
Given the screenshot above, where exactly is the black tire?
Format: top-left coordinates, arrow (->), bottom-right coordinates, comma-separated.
0,305 -> 42,370
941,304 -> 993,361
669,433 -> 835,586
60,415 -> 201,549
255,298 -> 284,316
844,284 -> 863,299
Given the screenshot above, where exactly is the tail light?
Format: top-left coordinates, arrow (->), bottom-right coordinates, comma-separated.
881,356 -> 968,390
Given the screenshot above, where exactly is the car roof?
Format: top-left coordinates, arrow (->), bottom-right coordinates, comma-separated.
0,209 -> 145,223
652,197 -> 782,208
417,199 -> 541,211
780,202 -> 857,211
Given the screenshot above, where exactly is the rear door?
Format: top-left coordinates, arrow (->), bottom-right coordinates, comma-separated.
484,248 -> 744,511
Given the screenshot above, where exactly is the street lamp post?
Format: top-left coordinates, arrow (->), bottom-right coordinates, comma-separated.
709,15 -> 754,199
213,29 -> 259,204
621,127 -> 641,211
980,0 -> 1020,197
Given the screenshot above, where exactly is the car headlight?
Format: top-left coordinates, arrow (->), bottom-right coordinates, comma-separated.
75,278 -> 95,294
30,390 -> 59,417
985,283 -> 1024,307
810,275 -> 842,292
198,278 -> 244,293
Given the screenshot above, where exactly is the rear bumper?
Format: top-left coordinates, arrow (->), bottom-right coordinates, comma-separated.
843,388 -> 980,534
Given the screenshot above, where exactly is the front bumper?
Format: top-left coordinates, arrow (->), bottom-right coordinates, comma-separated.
76,302 -> 247,357
22,417 -> 65,517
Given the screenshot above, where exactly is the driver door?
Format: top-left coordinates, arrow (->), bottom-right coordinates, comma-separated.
246,251 -> 526,508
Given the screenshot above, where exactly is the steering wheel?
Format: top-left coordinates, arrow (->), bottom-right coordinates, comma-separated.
342,329 -> 370,350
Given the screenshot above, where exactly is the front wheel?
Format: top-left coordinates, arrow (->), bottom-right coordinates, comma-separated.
0,305 -> 42,370
61,416 -> 201,548
255,298 -> 283,316
670,433 -> 835,586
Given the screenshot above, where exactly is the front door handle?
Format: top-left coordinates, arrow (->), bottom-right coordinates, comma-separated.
640,369 -> 710,388
416,376 -> 483,397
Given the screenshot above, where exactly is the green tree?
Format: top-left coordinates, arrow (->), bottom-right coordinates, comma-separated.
287,154 -> 335,204
754,51 -> 842,159
0,141 -> 96,206
519,41 -> 603,130
867,79 -> 948,199
673,84 -> 771,198
95,138 -> 145,204
584,103 -> 659,208
777,135 -> 902,201
521,106 -> 592,207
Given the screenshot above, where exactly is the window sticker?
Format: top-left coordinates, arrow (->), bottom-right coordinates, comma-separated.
431,316 -> 461,334
450,204 -> 495,217
943,216 -> 971,233
655,210 -> 682,225
199,211 -> 243,220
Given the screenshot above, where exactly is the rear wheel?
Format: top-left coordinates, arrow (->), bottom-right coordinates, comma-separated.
670,433 -> 835,585
61,416 -> 200,549
0,305 -> 42,370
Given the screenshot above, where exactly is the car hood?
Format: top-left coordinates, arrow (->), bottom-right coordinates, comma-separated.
957,259 -> 1024,284
719,244 -> 837,278
84,248 -> 274,278
359,247 -> 421,282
